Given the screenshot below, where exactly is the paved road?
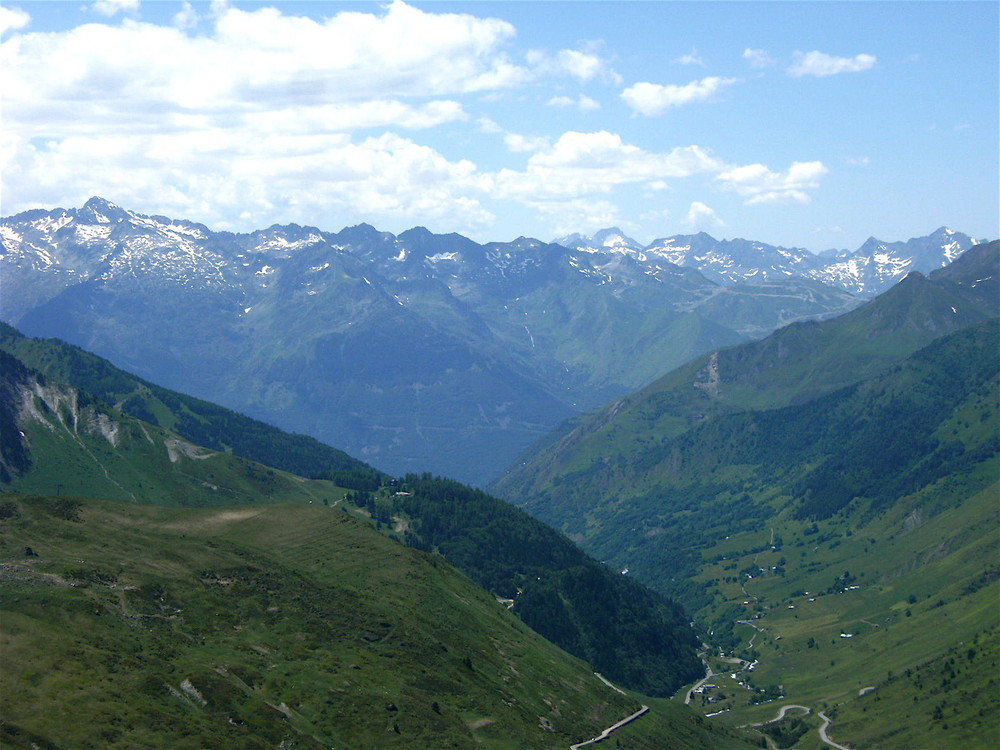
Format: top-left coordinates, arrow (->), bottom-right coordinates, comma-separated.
685,663 -> 714,705
570,705 -> 650,749
818,711 -> 852,750
750,704 -> 810,726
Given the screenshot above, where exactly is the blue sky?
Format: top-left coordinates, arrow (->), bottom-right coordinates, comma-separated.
1,1 -> 996,251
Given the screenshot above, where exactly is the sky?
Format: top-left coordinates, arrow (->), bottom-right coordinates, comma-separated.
1,1 -> 997,251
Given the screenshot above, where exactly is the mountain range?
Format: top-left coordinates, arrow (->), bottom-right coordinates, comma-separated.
0,197 -> 982,483
559,225 -> 981,295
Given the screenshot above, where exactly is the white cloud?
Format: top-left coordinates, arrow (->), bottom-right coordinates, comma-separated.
1,1 -> 836,239
528,44 -> 618,84
477,117 -> 504,134
685,201 -> 725,230
503,133 -> 550,153
674,48 -> 705,66
2,0 -> 527,135
171,1 -> 198,30
490,131 -> 724,201
717,161 -> 828,204
479,118 -> 549,153
0,6 -> 30,35
3,128 -> 496,235
546,94 -> 601,111
0,2 -> 532,233
787,51 -> 877,77
530,198 -> 624,238
90,0 -> 140,17
846,156 -> 871,166
621,76 -> 740,116
555,49 -> 603,81
743,48 -> 776,69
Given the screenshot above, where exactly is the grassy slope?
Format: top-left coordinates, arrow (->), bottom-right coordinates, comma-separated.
0,355 -> 742,747
0,495 -> 760,750
688,470 -> 997,722
0,350 -> 347,509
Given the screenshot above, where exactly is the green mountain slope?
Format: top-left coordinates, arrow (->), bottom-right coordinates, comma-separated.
0,321 -> 382,490
486,253 -> 999,746
0,349 -> 346,507
358,474 -> 702,697
0,494 -> 758,750
0,343 -> 704,699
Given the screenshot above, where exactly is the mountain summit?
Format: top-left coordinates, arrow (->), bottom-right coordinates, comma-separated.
560,226 -> 984,294
0,199 -> 987,482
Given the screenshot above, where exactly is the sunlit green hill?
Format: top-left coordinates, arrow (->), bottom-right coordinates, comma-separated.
0,494 -> 763,749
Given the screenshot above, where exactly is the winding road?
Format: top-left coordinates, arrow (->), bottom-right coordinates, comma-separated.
818,711 -> 851,750
751,704 -> 810,725
743,704 -> 851,750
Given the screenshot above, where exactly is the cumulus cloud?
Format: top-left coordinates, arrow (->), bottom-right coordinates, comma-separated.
171,1 -> 198,30
717,161 -> 829,204
555,49 -> 604,81
0,1 -> 528,232
503,133 -> 550,153
3,0 -> 526,135
787,51 -> 877,77
490,131 -> 724,202
743,48 -> 776,69
674,48 -> 705,66
621,76 -> 740,116
685,201 -> 725,230
546,94 -> 601,111
527,44 -> 619,84
1,0 -> 832,238
90,0 -> 140,17
0,6 -> 30,35
4,128 -> 496,234
531,198 -> 624,238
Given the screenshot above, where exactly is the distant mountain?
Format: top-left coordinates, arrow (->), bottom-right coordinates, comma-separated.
2,198 -> 868,482
560,226 -> 985,296
495,240 -> 999,509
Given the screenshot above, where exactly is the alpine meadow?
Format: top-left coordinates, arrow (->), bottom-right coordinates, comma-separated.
1,2 -> 998,749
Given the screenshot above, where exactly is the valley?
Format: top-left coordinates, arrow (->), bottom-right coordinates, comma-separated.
491,243 -> 999,747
